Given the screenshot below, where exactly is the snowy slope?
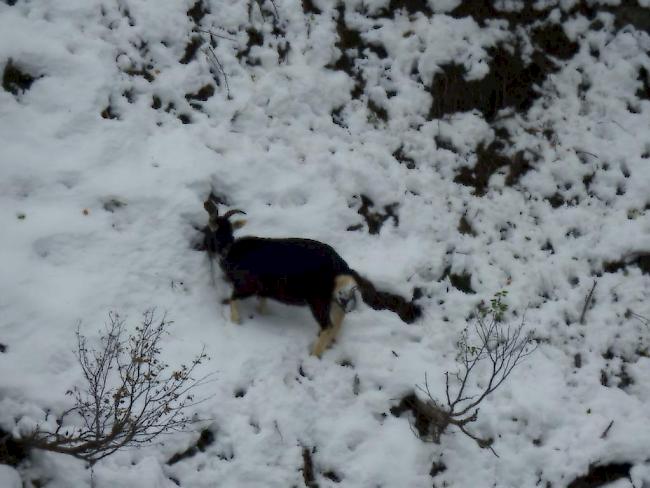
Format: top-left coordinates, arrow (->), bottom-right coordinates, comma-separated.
1,0 -> 650,487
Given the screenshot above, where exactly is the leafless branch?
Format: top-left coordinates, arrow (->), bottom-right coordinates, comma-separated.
193,27 -> 237,42
397,294 -> 536,456
203,46 -> 231,99
19,310 -> 212,464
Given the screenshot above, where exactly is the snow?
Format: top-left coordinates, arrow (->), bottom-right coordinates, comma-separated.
1,0 -> 650,487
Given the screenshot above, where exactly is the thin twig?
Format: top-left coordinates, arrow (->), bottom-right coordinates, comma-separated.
193,28 -> 237,42
574,149 -> 600,161
628,310 -> 649,328
580,280 -> 597,325
600,420 -> 614,439
204,46 -> 231,99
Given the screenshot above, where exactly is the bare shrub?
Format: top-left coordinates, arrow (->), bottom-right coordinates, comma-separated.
17,310 -> 211,464
394,291 -> 536,455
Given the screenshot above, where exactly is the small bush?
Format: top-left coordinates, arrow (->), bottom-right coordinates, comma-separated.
10,310 -> 211,465
396,291 -> 536,455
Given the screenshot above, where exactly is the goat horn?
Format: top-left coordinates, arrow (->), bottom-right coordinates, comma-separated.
223,209 -> 246,219
204,200 -> 219,216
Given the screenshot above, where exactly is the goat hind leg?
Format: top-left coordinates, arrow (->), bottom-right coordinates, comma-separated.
309,300 -> 333,357
310,301 -> 346,357
230,299 -> 241,324
256,297 -> 268,315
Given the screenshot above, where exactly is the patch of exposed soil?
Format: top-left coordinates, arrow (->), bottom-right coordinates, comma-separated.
636,67 -> 650,100
348,194 -> 398,235
440,265 -> 475,294
390,392 -> 450,442
3,59 -> 36,95
187,0 -> 208,25
180,36 -> 204,64
454,132 -> 533,196
167,428 -> 215,465
237,27 -> 264,66
302,446 -> 318,488
428,46 -> 556,121
0,428 -> 28,466
301,0 -> 321,15
566,462 -> 632,488
326,5 -> 366,99
101,103 -> 119,120
603,253 -> 650,275
186,84 -> 215,102
393,145 -> 416,169
458,215 -> 477,236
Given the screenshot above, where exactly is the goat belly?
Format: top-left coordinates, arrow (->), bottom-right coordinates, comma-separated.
225,238 -> 351,304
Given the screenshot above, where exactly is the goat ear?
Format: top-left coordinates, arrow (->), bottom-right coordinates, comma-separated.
204,200 -> 218,216
232,220 -> 247,230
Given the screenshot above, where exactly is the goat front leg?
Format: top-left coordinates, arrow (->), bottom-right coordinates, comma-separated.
256,297 -> 268,315
230,299 -> 241,324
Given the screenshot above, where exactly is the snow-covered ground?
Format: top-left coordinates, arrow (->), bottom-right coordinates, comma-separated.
1,0 -> 650,486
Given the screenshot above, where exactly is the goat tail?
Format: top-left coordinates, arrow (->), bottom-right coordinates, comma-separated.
347,270 -> 421,324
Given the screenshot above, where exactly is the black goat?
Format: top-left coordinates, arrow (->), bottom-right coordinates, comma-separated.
203,199 -> 421,357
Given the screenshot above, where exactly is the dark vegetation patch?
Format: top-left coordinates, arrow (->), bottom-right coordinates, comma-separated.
187,0 -> 208,25
185,84 -> 215,105
101,103 -> 119,120
434,133 -> 456,153
546,192 -> 566,208
393,145 -> 416,169
428,46 -> 556,121
2,59 -> 36,95
0,428 -> 28,466
301,0 -> 321,15
430,459 -> 447,478
600,349 -> 634,389
326,5 -> 366,99
180,36 -> 204,64
102,197 -> 126,213
386,0 -> 432,17
301,446 -> 318,488
566,462 -> 632,488
123,65 -> 155,82
574,353 -> 582,368
531,23 -> 579,60
453,133 -> 534,196
178,113 -> 192,124
636,66 -> 650,100
610,2 -> 650,33
331,105 -> 347,128
167,428 -> 215,465
237,27 -> 264,66
603,253 -> 650,275
347,194 -> 398,235
367,98 -> 388,123
390,392 -> 441,439
427,2 -> 580,122
151,95 -> 162,109
458,215 -> 477,236
322,470 -> 341,483
122,88 -> 134,104
440,265 -> 475,294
